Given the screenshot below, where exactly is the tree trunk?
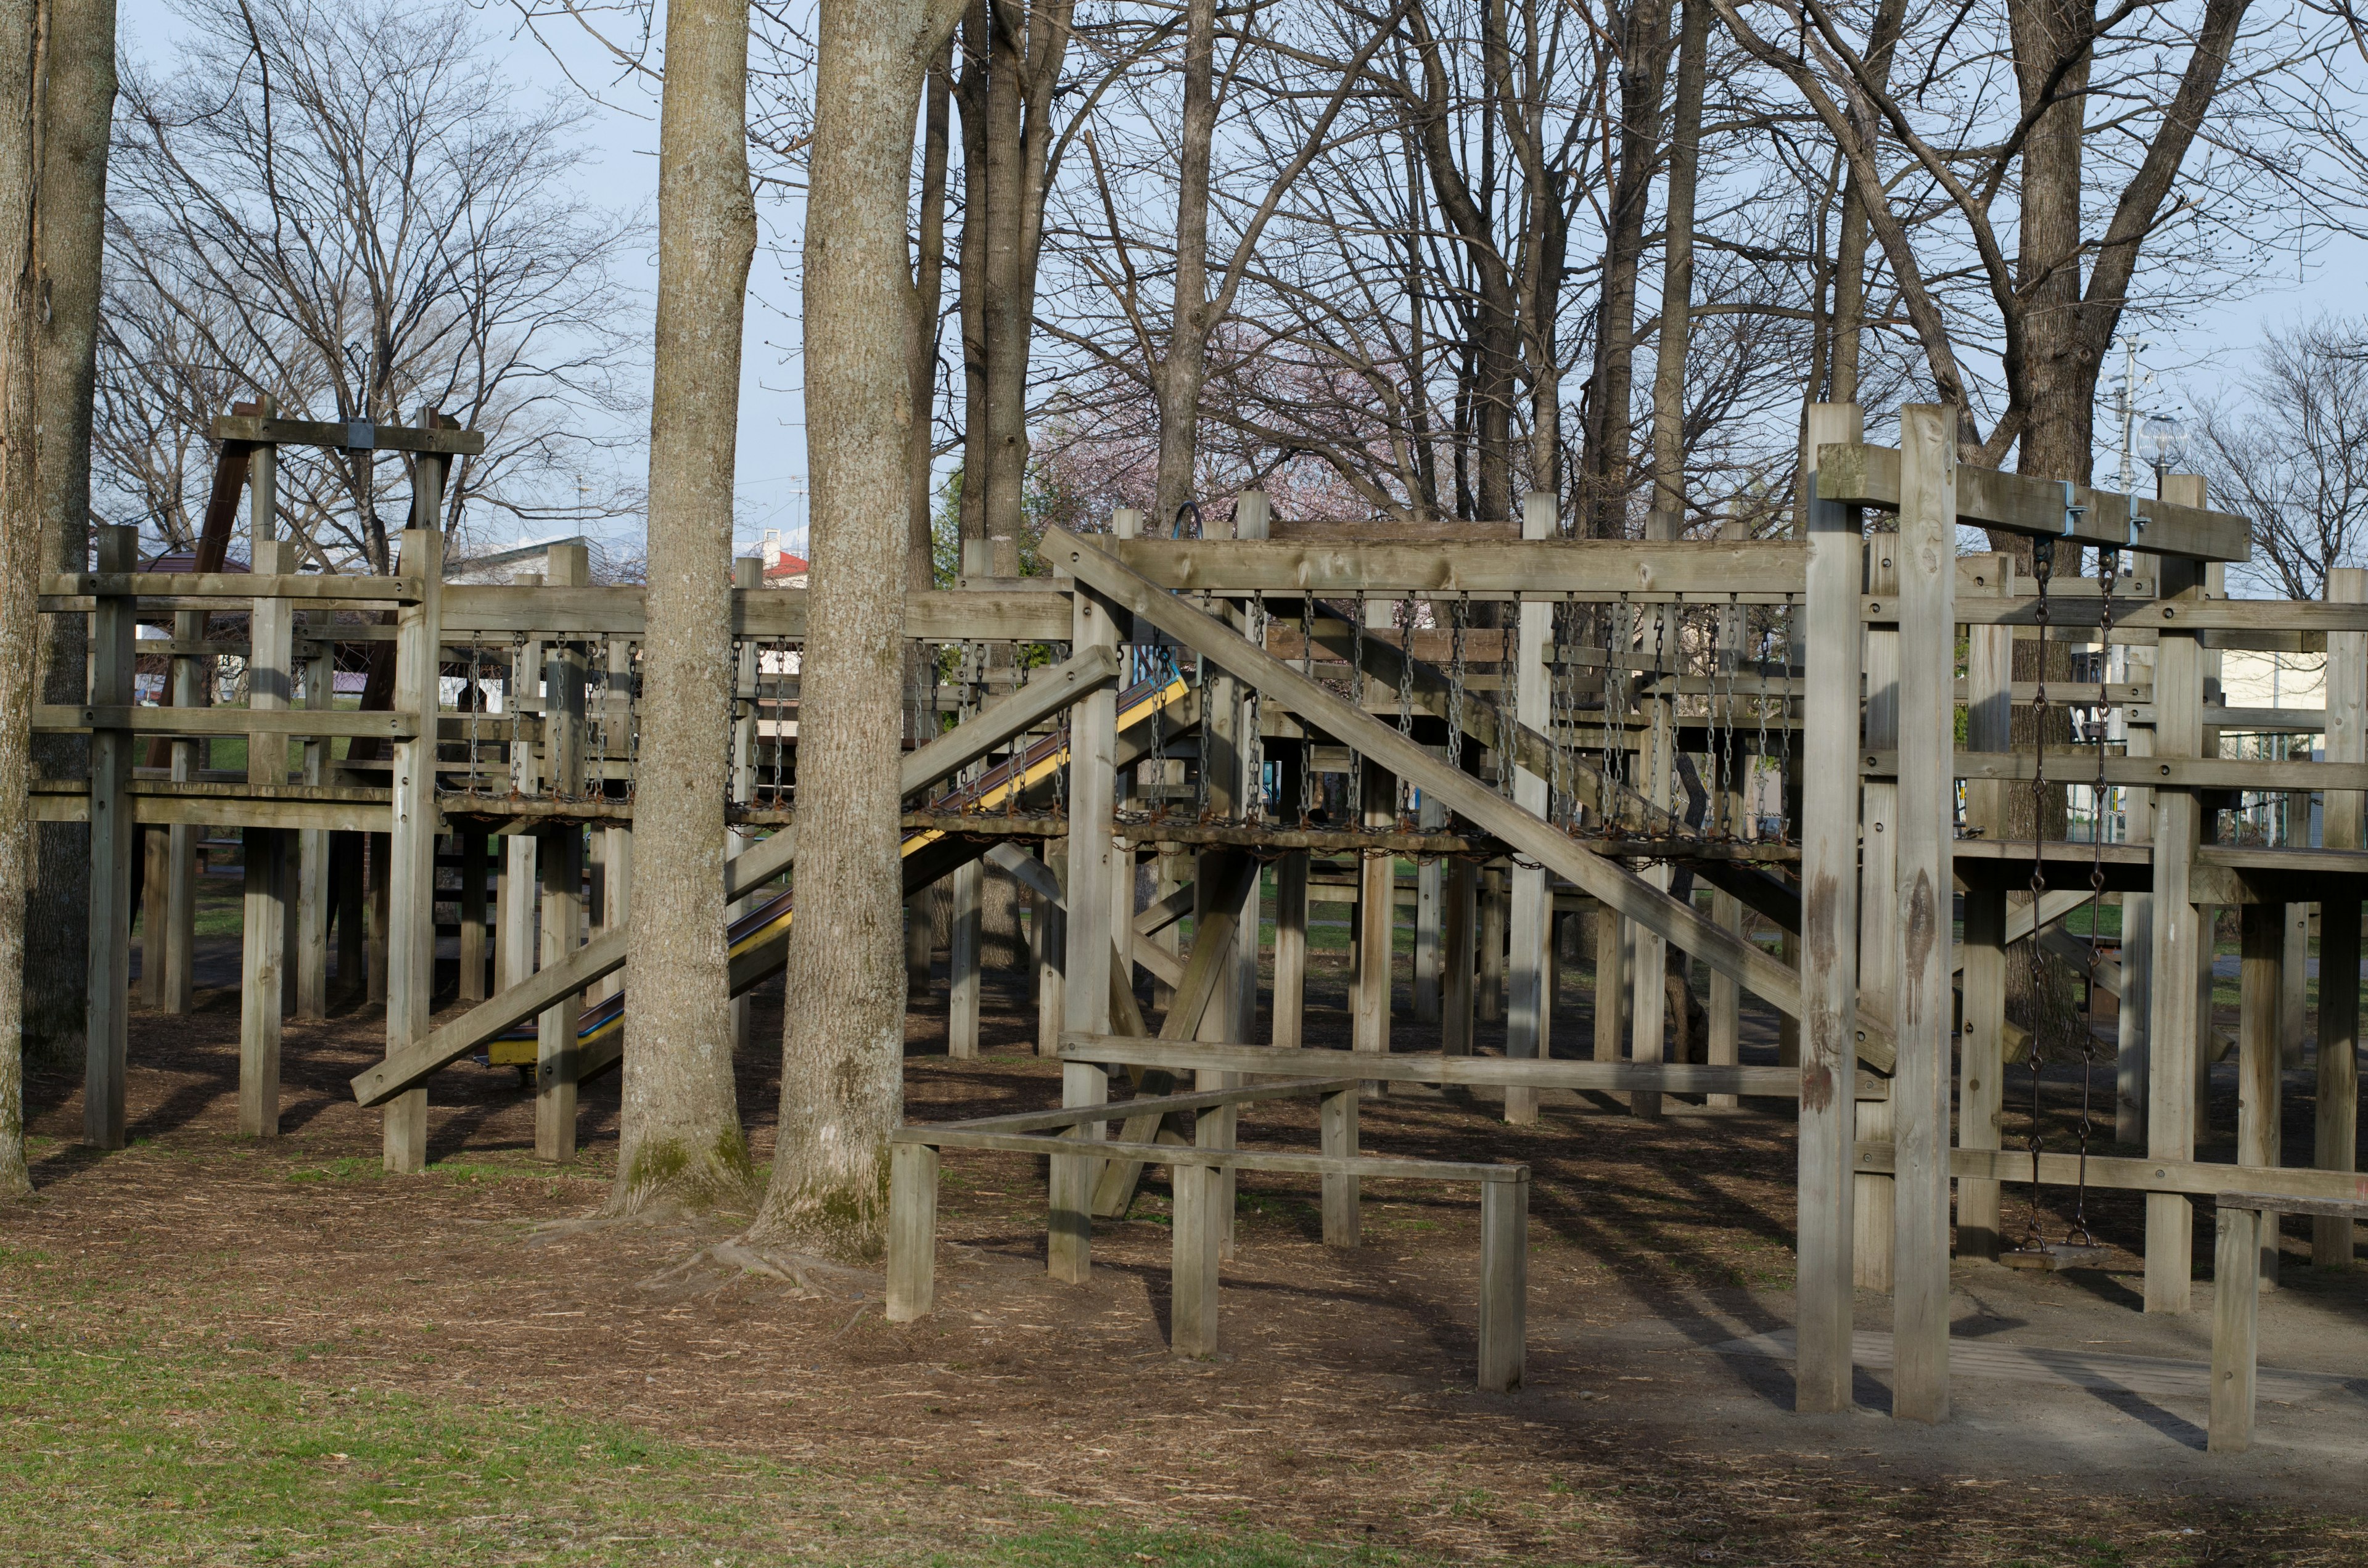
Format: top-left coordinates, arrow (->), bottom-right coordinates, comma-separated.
908,40 -> 951,594
979,0 -> 1027,571
1582,0 -> 1670,540
754,0 -> 955,1262
1149,0 -> 1216,532
23,0 -> 113,1070
1,0 -> 44,1201
1646,0 -> 1705,520
607,0 -> 757,1216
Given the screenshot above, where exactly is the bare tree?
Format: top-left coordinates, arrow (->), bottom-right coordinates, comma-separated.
2194,317 -> 2368,599
0,0 -> 43,1202
607,0 -> 761,1217
752,0 -> 963,1262
101,0 -> 643,571
21,0 -> 117,1070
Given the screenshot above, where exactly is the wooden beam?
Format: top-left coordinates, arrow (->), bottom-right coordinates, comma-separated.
208,412 -> 487,455
1045,528 -> 1901,1073
381,521 -> 444,1173
1095,536 -> 1807,598
2317,568 -> 2364,1271
35,706 -> 418,739
42,570 -> 424,602
82,527 -> 138,1151
440,583 -> 1074,643
1817,441 -> 2250,562
1059,1035 -> 1889,1097
1856,1142 -> 2368,1206
1860,750 -> 2368,794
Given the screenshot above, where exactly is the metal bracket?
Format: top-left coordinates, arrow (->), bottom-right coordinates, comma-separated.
2060,480 -> 2087,536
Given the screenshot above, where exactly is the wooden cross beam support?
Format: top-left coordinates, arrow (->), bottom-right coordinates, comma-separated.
1045,527 -> 1899,1073
347,645 -> 1122,1106
208,413 -> 487,456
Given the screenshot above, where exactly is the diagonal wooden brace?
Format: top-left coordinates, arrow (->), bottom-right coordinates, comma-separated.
1050,527 -> 1899,1072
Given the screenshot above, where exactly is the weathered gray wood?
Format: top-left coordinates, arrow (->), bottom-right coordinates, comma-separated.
2319,567 -> 2365,1270
1045,528 -> 1906,1069
1354,761 -> 1395,1081
1478,867 -> 1507,1026
43,569 -> 426,602
2238,902 -> 2286,1288
886,1141 -> 940,1322
163,622 -> 201,1015
207,412 -> 486,456
1856,1143 -> 2368,1205
238,827 -> 286,1136
1034,841 -> 1067,1056
1274,850 -> 1307,1048
381,520 -> 445,1173
138,827 -> 170,1011
458,828 -> 488,1002
440,583 -> 1074,644
949,857 -> 982,1059
2146,484 -> 2212,1313
1889,405 -> 1953,1424
1442,858 -> 1477,1056
1477,1170 -> 1529,1394
1170,1099 -> 1232,1355
1854,538 -> 1902,1287
1052,585 -> 1122,1284
938,1077 -> 1353,1135
1320,1085 -> 1361,1246
908,1125 -> 1525,1184
1957,596 -> 2014,1263
1505,493 -> 1556,1126
1098,536 -> 1808,597
1060,1035 -> 1887,1097
1795,405 -> 1867,1416
2208,1204 -> 2261,1452
33,704 -> 419,739
1816,441 -> 2251,562
294,642 -> 334,1020
1857,749 -> 2368,795
83,527 -> 139,1149
1415,837 -> 1442,1022
1707,889 -> 1739,1109
1592,898 -> 1627,1086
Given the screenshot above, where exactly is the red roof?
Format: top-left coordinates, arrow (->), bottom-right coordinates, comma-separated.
763,554 -> 808,581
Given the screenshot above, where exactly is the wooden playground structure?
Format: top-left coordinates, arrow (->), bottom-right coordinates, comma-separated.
33,401 -> 2368,1450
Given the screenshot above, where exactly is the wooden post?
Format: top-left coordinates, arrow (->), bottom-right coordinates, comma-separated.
2318,567 -> 2364,1270
949,856 -> 982,1058
332,832 -> 364,999
1958,577 -> 2015,1263
366,834 -> 390,1004
2282,899 -> 2311,1070
886,1141 -> 940,1321
2238,903 -> 2285,1287
458,828 -> 488,1002
498,832 -> 537,993
1273,848 -> 1307,1047
2208,1203 -> 2261,1453
1354,760 -> 1395,1073
1415,840 -> 1442,1022
1888,404 -> 1954,1423
237,827 -> 286,1136
1441,858 -> 1477,1055
162,610 -> 204,1015
1477,1170 -> 1529,1395
534,545 -> 588,1162
1592,899 -> 1626,1074
1035,840 -> 1067,1056
1856,536 -> 1902,1286
1052,577 -> 1120,1283
1172,1151 -> 1223,1359
139,828 -> 170,1011
83,526 -> 138,1149
2120,682 -> 2155,1146
382,517 -> 445,1173
1505,491 -> 1557,1124
1320,1085 -> 1360,1246
1706,889 -> 1740,1109
599,824 -> 633,1004
294,643 -> 334,1020
1795,403 -> 1865,1416
2145,477 -> 2211,1314
1478,867 -> 1507,1024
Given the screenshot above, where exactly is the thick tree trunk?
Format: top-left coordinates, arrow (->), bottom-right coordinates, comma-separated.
1582,0 -> 1669,540
23,0 -> 113,1069
1647,0 -> 1705,520
1,0 -> 44,1201
979,0 -> 1027,571
908,42 -> 951,594
1149,0 -> 1215,532
955,0 -> 989,558
606,0 -> 757,1215
754,0 -> 955,1262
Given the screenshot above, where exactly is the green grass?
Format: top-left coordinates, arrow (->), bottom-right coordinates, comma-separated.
0,1334 -> 1457,1568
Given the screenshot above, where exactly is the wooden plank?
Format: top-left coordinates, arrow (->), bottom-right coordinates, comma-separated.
1817,441 -> 2251,562
1944,599 -> 2366,631
1058,1035 -> 1889,1097
2238,903 -> 2285,1288
948,858 -> 982,1059
42,570 -> 425,602
1856,537 -> 1902,1290
381,522 -> 444,1173
1856,1143 -> 2368,1204
935,1078 -> 1352,1135
1052,585 -> 1122,1284
1098,536 -> 1807,597
2147,498 -> 2211,1315
1476,1170 -> 1529,1394
1045,528 -> 1903,1073
440,583 -> 1074,643
1794,405 -> 1865,1415
1958,579 -> 2015,1263
1889,405 -> 1954,1424
83,527 -> 139,1150
1860,750 -> 2368,794
237,827 -> 286,1136
1506,492 -> 1557,1126
35,705 -> 419,739
1273,851 -> 1308,1048
1320,1085 -> 1361,1246
2319,567 -> 2364,1270
886,1143 -> 939,1322
1171,1107 -> 1226,1357
208,413 -> 486,456
1443,859 -> 1477,1056
2208,1205 -> 2259,1453
900,1126 -> 1523,1184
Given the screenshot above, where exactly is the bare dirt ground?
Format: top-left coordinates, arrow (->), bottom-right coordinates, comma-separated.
9,944 -> 2368,1567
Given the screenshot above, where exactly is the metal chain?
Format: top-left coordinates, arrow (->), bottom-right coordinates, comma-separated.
1299,594 -> 1317,826
2074,548 -> 2118,1246
1349,605 -> 1366,821
1396,597 -> 1418,825
1447,594 -> 1468,790
1247,593 -> 1268,824
2023,536 -> 2057,1250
